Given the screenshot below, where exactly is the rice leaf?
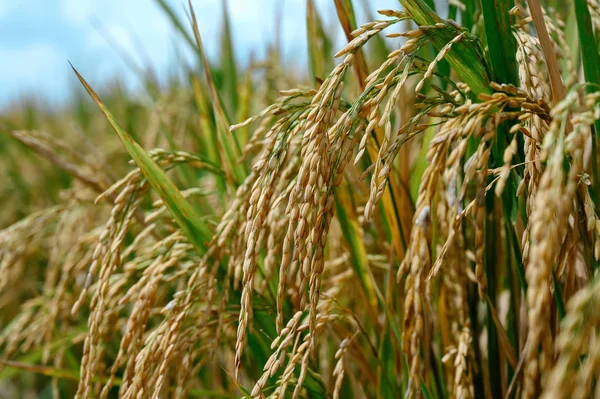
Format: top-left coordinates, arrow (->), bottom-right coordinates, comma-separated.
188,0 -> 246,186
376,330 -> 399,398
552,270 -> 566,320
335,181 -> 378,308
0,359 -> 98,382
220,0 -> 239,112
191,74 -> 227,198
398,0 -> 492,96
573,0 -> 600,225
420,380 -> 434,399
525,0 -> 566,103
573,0 -> 600,91
462,0 -> 477,31
71,65 -> 212,254
307,0 -> 334,85
481,0 -> 519,86
335,1 -> 410,257
154,0 -> 197,54
486,297 -> 517,368
334,0 -> 369,86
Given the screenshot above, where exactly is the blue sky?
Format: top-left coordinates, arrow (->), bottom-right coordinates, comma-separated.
0,0 -> 405,109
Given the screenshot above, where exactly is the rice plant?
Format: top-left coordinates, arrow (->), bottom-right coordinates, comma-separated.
2,0 -> 600,398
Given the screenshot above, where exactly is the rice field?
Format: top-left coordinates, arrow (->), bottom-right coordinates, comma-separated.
2,0 -> 600,398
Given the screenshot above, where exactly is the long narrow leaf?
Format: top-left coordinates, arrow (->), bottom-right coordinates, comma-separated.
307,0 -> 334,84
398,0 -> 492,96
71,65 -> 212,254
334,0 -> 369,86
335,182 -> 378,308
573,0 -> 600,232
525,0 -> 566,103
220,0 -> 239,112
188,0 -> 246,185
154,0 -> 197,54
481,0 -> 519,86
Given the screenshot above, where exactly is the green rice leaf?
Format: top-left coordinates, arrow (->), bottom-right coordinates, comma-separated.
154,0 -> 197,54
398,0 -> 492,96
573,0 -> 600,133
307,0 -> 334,85
335,182 -> 378,308
71,65 -> 212,254
420,380 -> 434,399
574,0 -> 600,268
188,0 -> 246,186
220,0 -> 239,112
481,0 -> 519,86
462,0 -> 477,31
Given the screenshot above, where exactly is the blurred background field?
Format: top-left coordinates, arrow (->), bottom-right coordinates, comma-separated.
0,0 -> 397,226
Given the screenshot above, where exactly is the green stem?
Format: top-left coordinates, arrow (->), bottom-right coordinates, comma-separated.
552,270 -> 566,320
574,0 -> 600,272
485,194 -> 502,399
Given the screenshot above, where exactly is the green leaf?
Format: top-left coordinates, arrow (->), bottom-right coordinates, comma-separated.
398,0 -> 492,96
188,0 -> 246,186
335,182 -> 378,308
573,0 -> 600,228
481,0 -> 519,86
462,0 -> 477,31
552,270 -> 566,320
304,368 -> 330,399
376,329 -> 399,398
481,0 -> 523,229
0,329 -> 86,381
420,380 -> 434,399
1,359 -> 228,397
71,65 -> 212,254
220,0 -> 239,112
154,0 -> 197,54
334,0 -> 369,86
574,0 -> 600,90
307,0 -> 334,84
